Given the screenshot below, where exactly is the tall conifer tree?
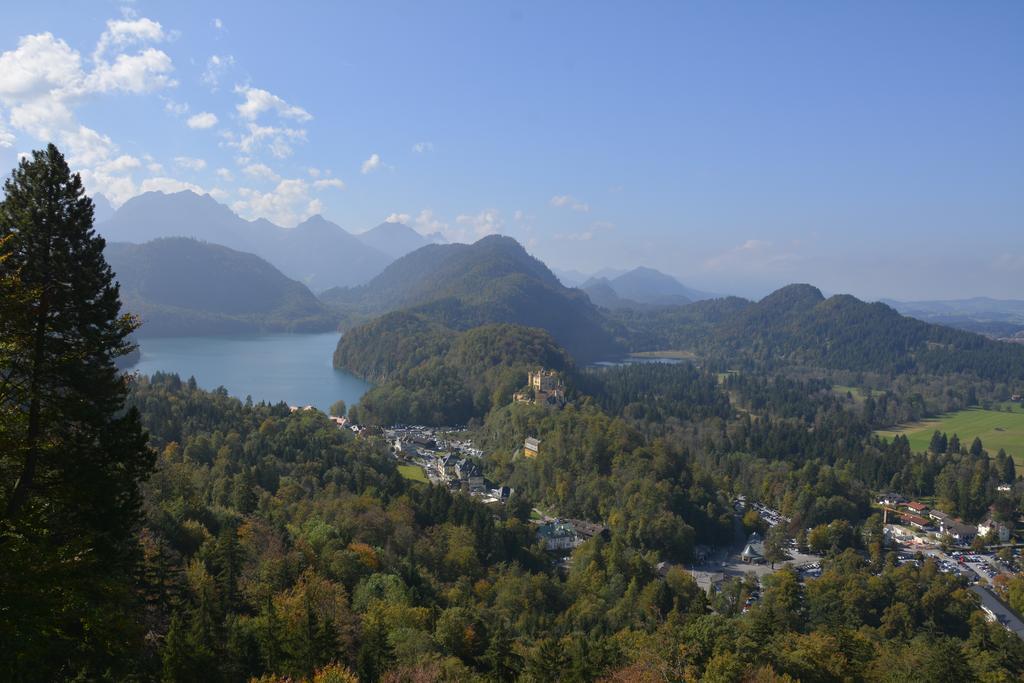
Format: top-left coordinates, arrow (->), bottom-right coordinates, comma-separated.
0,144 -> 154,679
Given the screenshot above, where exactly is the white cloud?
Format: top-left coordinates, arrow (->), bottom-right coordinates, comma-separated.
0,21 -> 175,172
361,153 -> 381,174
201,54 -> 233,91
412,141 -> 433,153
307,167 -> 321,177
550,194 -> 590,212
313,178 -> 345,191
97,154 -> 141,173
456,209 -> 503,239
0,124 -> 14,148
186,111 -> 218,129
242,162 -> 280,182
216,167 -> 233,181
212,18 -> 224,30
63,125 -> 116,166
234,85 -> 311,122
86,48 -> 175,93
94,17 -> 165,61
0,33 -> 83,100
233,178 -> 321,227
174,156 -> 206,171
385,213 -> 411,224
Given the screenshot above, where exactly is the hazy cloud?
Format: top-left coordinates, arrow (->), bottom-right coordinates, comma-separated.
550,194 -> 590,212
174,156 -> 206,171
360,153 -> 382,174
313,178 -> 345,191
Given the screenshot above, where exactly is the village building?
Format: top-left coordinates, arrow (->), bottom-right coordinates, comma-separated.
928,510 -> 977,542
899,512 -> 931,530
905,501 -> 928,514
741,532 -> 766,564
978,517 -> 1012,543
537,520 -> 581,552
524,437 -> 541,458
568,519 -> 611,542
877,492 -> 906,507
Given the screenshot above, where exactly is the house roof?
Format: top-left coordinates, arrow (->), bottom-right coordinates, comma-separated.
525,437 -> 541,449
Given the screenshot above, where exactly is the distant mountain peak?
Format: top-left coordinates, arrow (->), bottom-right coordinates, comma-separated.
355,220 -> 439,260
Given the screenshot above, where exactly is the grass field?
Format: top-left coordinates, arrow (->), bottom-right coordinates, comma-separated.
397,464 -> 429,483
876,406 -> 1024,463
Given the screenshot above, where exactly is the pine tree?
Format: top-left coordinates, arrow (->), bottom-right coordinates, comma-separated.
0,144 -> 154,679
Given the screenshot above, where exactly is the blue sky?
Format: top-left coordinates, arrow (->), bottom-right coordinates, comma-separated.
1,1 -> 1021,300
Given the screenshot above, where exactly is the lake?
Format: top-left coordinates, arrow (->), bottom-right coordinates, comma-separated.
129,333 -> 372,412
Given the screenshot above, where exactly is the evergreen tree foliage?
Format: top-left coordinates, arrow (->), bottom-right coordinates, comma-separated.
0,145 -> 154,679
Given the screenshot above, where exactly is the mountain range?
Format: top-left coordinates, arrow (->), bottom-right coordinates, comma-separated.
105,237 -> 337,336
96,191 -> 437,290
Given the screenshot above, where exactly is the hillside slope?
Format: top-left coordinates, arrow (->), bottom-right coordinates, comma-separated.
106,238 -> 338,336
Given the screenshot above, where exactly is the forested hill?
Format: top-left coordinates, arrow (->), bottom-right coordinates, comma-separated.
106,238 -> 338,336
335,314 -> 573,424
322,235 -> 622,363
615,283 -> 1024,379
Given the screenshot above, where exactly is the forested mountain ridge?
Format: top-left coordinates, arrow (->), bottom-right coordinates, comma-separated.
323,235 -> 623,363
98,190 -> 392,289
615,283 -> 1024,380
106,238 -> 338,336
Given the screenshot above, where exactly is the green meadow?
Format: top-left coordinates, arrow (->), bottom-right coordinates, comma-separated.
397,464 -> 429,483
877,405 -> 1024,464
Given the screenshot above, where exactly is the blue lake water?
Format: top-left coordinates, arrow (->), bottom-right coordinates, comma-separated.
130,333 -> 372,412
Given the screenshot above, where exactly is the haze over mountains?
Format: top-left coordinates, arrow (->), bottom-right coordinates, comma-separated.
882,297 -> 1024,340
582,266 -> 716,309
97,191 -> 435,290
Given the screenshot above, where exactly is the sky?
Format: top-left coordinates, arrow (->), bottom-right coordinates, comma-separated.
1,1 -> 1021,301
